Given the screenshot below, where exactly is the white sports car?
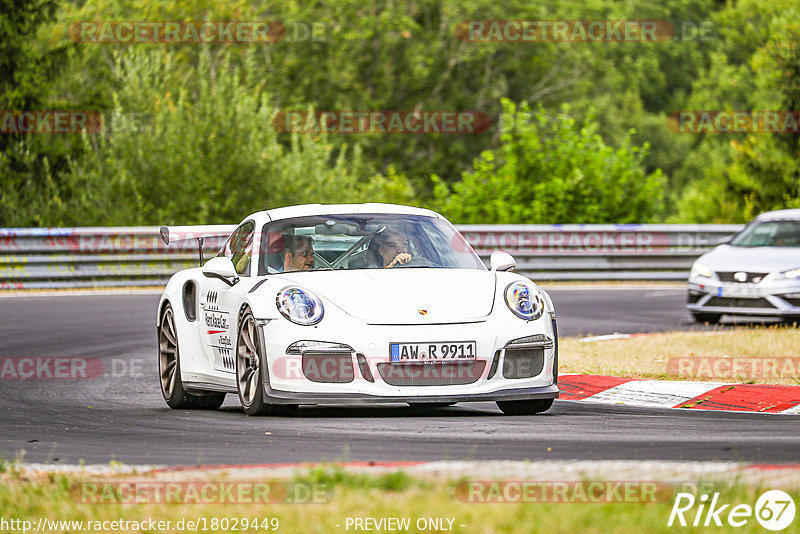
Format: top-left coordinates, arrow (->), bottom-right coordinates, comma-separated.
157,204 -> 559,415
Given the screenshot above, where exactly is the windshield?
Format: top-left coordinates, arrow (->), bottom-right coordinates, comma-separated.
730,220 -> 800,247
257,214 -> 486,274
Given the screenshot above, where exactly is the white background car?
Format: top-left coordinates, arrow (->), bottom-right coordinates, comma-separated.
157,204 -> 559,415
687,209 -> 800,323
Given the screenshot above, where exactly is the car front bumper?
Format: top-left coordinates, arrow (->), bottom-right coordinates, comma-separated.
257,308 -> 559,404
686,276 -> 800,317
262,384 -> 560,405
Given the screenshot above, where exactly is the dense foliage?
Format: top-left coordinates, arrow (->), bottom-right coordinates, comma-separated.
1,0 -> 798,225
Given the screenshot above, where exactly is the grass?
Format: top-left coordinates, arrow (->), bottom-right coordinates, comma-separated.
1,467 -> 797,534
294,465 -> 423,492
560,325 -> 800,385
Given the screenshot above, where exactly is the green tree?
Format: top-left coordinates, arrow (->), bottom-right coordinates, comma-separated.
53,48 -> 414,225
0,0 -> 75,226
674,0 -> 800,222
433,100 -> 664,223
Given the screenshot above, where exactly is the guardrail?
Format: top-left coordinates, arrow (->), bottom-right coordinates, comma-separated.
0,224 -> 742,289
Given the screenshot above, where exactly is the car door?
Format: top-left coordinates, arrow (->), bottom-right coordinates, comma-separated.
200,221 -> 256,374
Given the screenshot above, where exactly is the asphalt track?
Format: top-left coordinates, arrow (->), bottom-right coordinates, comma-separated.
1,288 -> 798,465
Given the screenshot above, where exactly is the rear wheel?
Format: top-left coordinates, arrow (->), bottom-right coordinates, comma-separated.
236,309 -> 297,416
496,398 -> 554,415
159,304 -> 225,410
691,312 -> 722,324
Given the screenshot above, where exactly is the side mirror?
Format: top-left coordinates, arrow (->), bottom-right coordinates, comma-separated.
490,251 -> 516,272
202,257 -> 239,286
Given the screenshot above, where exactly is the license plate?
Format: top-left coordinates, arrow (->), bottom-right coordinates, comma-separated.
390,341 -> 476,363
718,286 -> 761,298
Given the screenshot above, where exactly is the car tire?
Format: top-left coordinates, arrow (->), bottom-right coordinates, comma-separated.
159,304 -> 225,410
781,315 -> 800,326
691,312 -> 722,324
236,308 -> 297,416
496,398 -> 554,415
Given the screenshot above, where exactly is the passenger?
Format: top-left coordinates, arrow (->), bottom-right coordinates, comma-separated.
283,235 -> 315,271
367,229 -> 412,268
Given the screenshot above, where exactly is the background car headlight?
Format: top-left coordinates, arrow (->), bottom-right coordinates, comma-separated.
772,267 -> 800,280
690,262 -> 712,279
781,268 -> 800,278
276,287 -> 324,325
504,282 -> 544,321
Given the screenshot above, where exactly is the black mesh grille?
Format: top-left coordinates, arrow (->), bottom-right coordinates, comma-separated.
687,290 -> 704,304
705,297 -> 775,309
502,347 -> 545,379
377,361 -> 485,386
302,352 -> 354,383
715,272 -> 768,283
780,296 -> 800,307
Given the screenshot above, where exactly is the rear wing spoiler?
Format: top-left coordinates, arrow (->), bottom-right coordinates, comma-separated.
159,225 -> 237,266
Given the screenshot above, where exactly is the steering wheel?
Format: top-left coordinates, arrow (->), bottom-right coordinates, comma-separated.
395,257 -> 439,268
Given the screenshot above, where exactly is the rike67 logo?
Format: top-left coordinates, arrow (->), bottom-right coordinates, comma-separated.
668,490 -> 795,530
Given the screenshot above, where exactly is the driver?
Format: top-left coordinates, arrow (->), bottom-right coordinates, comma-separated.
283,235 -> 315,271
368,229 -> 411,268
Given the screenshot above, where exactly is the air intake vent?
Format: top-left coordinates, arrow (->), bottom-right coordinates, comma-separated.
715,272 -> 767,283
780,296 -> 800,307
182,281 -> 197,322
705,297 -> 775,309
356,353 -> 374,382
302,352 -> 354,383
487,350 -> 501,379
502,347 -> 545,379
377,361 -> 485,386
687,290 -> 704,304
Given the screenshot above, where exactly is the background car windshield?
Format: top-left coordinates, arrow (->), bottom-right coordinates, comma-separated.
730,220 -> 800,247
258,214 -> 486,274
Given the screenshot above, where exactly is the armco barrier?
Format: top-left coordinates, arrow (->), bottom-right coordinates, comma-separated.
0,224 -> 742,289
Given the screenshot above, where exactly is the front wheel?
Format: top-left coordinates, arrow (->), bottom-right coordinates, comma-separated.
691,312 -> 722,324
236,309 -> 297,416
159,304 -> 225,410
496,398 -> 554,415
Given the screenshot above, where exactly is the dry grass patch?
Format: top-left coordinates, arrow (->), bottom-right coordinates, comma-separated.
560,326 -> 800,385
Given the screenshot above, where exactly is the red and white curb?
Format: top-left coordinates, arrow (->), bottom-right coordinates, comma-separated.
559,374 -> 800,414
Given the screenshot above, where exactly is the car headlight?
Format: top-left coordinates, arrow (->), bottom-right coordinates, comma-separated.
690,262 -> 712,279
778,268 -> 800,280
504,282 -> 544,321
276,286 -> 324,325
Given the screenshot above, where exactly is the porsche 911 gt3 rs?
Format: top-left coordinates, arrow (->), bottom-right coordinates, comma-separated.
157,203 -> 559,415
